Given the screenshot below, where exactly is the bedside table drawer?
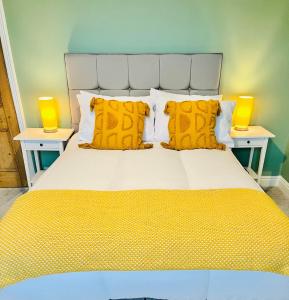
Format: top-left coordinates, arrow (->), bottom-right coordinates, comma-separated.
23,141 -> 61,151
233,138 -> 266,148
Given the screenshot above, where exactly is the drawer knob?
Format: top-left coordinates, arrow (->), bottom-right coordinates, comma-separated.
247,140 -> 251,144
40,143 -> 43,147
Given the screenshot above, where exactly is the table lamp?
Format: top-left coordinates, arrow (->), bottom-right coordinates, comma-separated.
38,97 -> 58,133
234,96 -> 254,131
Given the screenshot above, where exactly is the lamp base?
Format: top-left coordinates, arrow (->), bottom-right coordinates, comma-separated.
43,128 -> 58,133
234,126 -> 249,131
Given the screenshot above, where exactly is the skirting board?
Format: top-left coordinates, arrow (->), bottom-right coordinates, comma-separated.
260,175 -> 289,194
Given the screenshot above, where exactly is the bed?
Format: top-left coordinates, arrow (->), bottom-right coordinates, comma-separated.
1,54 -> 289,300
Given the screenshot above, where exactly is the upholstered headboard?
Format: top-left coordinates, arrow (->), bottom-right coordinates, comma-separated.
64,53 -> 223,130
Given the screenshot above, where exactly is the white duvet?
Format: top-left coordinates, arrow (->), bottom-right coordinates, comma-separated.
33,133 -> 260,191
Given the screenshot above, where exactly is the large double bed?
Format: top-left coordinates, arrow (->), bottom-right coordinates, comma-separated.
1,54 -> 289,300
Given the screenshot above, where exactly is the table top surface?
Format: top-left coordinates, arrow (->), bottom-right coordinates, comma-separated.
14,128 -> 75,141
230,126 -> 275,139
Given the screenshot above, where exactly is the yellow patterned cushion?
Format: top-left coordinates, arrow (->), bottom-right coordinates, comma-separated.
161,100 -> 225,150
80,98 -> 152,150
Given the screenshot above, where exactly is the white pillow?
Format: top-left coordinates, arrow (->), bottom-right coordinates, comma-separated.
77,91 -> 155,143
150,88 -> 235,147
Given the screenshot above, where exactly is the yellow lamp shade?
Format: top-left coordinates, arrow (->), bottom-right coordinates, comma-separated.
38,97 -> 58,133
234,96 -> 254,131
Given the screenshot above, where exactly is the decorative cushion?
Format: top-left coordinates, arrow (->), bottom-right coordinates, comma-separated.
77,91 -> 155,143
150,88 -> 227,144
80,98 -> 153,150
161,100 -> 225,150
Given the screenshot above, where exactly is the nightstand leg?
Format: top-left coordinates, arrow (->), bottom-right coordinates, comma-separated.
20,143 -> 34,188
248,148 -> 254,169
59,143 -> 64,154
257,140 -> 268,184
33,150 -> 41,172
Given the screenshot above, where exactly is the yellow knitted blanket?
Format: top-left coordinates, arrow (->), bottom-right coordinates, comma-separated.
1,189 -> 289,288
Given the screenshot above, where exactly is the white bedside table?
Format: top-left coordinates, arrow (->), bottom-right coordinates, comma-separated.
231,126 -> 275,184
14,128 -> 74,187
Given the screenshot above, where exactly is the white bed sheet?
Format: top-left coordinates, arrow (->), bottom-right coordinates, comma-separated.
1,270 -> 289,300
33,133 -> 261,191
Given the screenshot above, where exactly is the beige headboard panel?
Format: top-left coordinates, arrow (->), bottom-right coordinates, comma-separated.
64,53 -> 223,130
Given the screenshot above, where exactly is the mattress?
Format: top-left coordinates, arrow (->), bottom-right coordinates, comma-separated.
32,133 -> 261,191
3,135 -> 288,300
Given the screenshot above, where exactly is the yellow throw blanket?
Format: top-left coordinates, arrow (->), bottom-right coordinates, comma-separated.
1,189 -> 289,288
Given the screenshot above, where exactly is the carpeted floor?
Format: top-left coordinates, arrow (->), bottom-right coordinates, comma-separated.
0,188 -> 28,218
1,186 -> 289,218
266,186 -> 289,216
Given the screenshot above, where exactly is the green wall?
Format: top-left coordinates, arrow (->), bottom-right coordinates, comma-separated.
282,143 -> 289,181
3,0 -> 289,177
